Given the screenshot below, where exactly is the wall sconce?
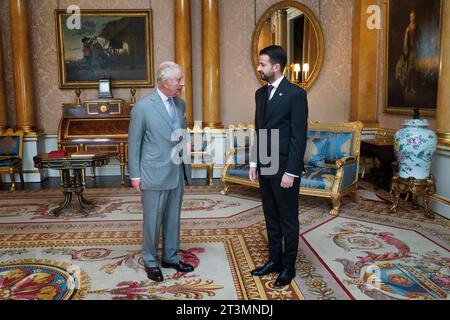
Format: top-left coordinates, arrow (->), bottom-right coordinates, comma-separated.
303,63 -> 310,81
294,63 -> 301,82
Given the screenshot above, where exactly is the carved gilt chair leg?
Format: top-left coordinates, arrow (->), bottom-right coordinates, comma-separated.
208,164 -> 214,186
220,181 -> 229,195
330,194 -> 341,216
9,168 -> 15,192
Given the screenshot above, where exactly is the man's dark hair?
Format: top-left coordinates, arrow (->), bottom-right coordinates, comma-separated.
259,45 -> 287,72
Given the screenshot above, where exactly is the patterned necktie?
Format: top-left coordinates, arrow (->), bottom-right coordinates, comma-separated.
263,85 -> 274,120
168,98 -> 180,129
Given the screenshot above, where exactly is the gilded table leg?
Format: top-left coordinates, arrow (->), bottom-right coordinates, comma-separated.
424,175 -> 436,219
73,169 -> 95,215
388,176 -> 400,213
411,192 -> 419,210
50,169 -> 72,216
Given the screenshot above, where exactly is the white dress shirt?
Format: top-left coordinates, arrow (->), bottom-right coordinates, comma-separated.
250,76 -> 299,178
157,88 -> 176,117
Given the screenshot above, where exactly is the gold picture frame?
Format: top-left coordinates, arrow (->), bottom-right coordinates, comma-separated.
383,0 -> 442,117
55,9 -> 154,89
251,0 -> 324,90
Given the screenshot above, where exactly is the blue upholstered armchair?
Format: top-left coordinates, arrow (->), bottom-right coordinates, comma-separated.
221,121 -> 363,215
221,124 -> 257,194
301,121 -> 363,215
0,128 -> 24,191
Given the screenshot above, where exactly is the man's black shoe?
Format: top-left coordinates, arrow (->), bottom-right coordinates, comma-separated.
144,266 -> 164,282
274,268 -> 296,287
161,260 -> 194,272
251,261 -> 281,276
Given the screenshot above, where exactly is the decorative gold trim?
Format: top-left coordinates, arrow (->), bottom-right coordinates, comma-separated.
18,125 -> 35,133
382,0 -> 441,117
22,169 -> 41,174
86,103 -> 99,115
55,9 -> 154,89
202,121 -> 224,129
23,130 -> 45,138
84,144 -> 120,153
251,0 -> 324,90
430,194 -> 450,206
436,131 -> 450,147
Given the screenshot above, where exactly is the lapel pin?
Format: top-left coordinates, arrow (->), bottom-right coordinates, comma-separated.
279,93 -> 283,97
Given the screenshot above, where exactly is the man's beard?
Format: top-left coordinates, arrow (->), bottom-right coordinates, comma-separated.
260,72 -> 273,82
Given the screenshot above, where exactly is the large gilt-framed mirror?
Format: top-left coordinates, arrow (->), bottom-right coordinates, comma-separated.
252,1 -> 324,90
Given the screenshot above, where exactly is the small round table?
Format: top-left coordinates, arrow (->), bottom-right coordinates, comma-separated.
34,153 -> 109,216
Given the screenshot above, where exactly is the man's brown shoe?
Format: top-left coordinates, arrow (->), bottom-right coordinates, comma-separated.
144,266 -> 163,282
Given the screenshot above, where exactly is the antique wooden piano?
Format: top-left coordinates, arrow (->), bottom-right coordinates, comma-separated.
58,98 -> 131,184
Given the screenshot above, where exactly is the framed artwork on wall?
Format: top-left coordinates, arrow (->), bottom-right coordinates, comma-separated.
384,0 -> 442,117
55,9 -> 154,89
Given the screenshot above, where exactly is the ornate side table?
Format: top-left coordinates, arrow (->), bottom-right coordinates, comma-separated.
388,175 -> 436,219
34,153 -> 109,216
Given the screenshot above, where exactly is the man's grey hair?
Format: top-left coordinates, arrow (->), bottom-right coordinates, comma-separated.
157,61 -> 181,85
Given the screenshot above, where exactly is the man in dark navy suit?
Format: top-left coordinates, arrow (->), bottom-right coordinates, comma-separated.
249,45 -> 308,288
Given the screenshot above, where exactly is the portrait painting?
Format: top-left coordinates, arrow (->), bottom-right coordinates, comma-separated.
384,0 -> 441,116
55,9 -> 154,88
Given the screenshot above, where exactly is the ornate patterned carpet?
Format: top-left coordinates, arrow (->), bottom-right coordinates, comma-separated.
0,183 -> 448,300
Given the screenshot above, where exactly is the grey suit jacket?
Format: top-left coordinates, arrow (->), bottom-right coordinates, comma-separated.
128,90 -> 187,190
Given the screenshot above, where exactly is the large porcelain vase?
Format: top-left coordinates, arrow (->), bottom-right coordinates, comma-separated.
394,119 -> 437,179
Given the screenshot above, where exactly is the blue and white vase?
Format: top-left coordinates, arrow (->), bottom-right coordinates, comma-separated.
394,119 -> 437,179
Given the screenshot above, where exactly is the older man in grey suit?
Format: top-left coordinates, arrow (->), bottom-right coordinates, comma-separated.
128,61 -> 193,282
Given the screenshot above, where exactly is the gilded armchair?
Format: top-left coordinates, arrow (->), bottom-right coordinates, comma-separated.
189,125 -> 214,186
0,128 -> 24,191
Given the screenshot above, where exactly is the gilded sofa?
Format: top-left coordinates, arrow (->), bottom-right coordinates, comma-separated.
220,121 -> 364,215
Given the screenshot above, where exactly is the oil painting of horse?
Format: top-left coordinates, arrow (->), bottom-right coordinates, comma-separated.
56,10 -> 154,88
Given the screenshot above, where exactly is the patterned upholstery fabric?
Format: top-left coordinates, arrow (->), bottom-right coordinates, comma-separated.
0,136 -> 20,156
228,164 -> 250,179
300,165 -> 337,190
304,137 -> 328,167
308,131 -> 353,163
